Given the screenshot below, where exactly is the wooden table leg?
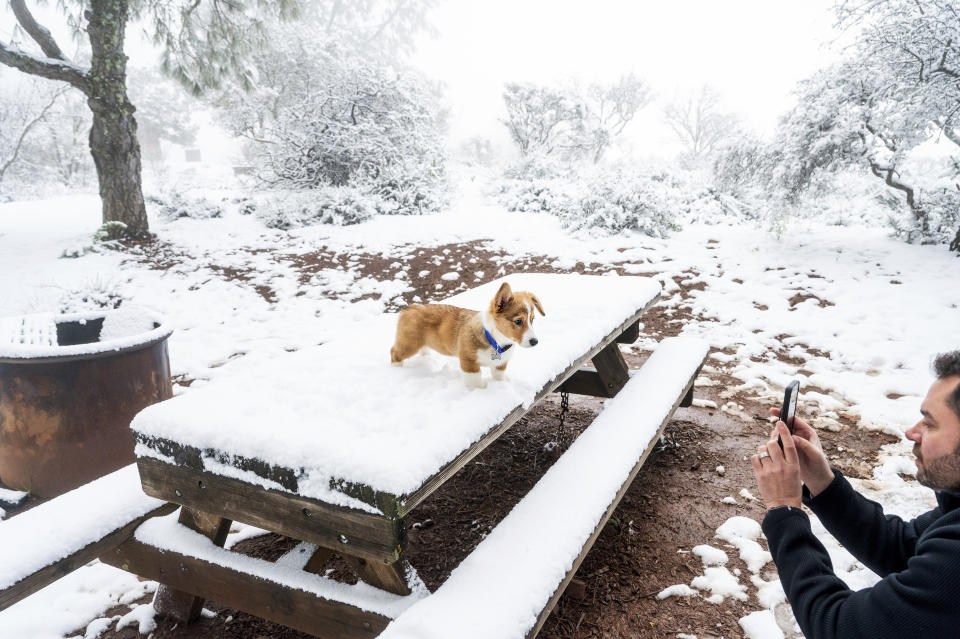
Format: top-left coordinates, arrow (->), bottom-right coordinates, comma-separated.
153,507 -> 232,623
304,543 -> 412,596
344,555 -> 412,596
303,546 -> 336,575
592,340 -> 631,396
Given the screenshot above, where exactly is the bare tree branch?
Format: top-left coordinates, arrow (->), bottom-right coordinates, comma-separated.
0,85 -> 71,183
0,41 -> 89,92
10,0 -> 67,60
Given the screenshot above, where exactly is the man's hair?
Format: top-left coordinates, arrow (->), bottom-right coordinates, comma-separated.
933,350 -> 960,421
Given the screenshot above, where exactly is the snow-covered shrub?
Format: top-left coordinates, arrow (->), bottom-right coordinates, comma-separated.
373,169 -> 446,216
892,187 -> 960,247
680,187 -> 758,225
58,277 -> 127,313
255,188 -> 379,229
146,192 -> 224,221
498,176 -> 577,214
216,42 -> 448,218
500,166 -> 691,237
60,222 -> 130,258
712,135 -> 779,198
557,172 -> 682,237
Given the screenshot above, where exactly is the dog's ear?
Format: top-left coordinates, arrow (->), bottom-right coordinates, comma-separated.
494,282 -> 513,313
530,294 -> 545,317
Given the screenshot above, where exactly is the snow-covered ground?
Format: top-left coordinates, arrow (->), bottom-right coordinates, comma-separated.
1,180 -> 958,638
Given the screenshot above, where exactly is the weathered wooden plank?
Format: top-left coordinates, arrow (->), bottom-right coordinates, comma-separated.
343,556 -> 411,596
153,508 -> 232,623
525,359 -> 705,639
137,457 -> 405,564
614,320 -> 640,344
0,502 -> 176,613
398,293 -> 659,517
680,384 -> 695,408
101,538 -> 391,639
556,367 -> 609,397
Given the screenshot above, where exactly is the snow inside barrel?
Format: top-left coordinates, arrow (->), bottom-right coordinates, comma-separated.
0,308 -> 173,498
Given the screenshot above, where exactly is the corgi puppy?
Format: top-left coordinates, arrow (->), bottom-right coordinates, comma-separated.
390,282 -> 545,389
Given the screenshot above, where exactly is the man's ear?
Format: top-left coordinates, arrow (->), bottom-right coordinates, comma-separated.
530,294 -> 545,317
495,282 -> 513,313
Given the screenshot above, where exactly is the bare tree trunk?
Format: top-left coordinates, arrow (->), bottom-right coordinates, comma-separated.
868,160 -> 924,219
86,0 -> 150,238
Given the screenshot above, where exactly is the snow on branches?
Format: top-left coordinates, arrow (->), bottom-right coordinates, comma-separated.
216,40 -> 447,221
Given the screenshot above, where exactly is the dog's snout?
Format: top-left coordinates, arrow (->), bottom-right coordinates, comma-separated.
529,338 -> 538,347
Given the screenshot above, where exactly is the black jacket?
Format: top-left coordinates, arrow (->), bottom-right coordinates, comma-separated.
762,469 -> 960,639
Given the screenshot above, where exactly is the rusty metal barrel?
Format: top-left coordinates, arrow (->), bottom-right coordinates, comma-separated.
0,308 -> 173,498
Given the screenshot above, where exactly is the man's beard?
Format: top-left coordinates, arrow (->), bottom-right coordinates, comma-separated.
915,446 -> 960,492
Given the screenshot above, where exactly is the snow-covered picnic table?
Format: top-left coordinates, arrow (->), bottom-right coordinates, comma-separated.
110,273 -> 686,637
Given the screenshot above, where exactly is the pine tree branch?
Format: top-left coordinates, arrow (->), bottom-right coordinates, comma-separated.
10,0 -> 67,60
0,41 -> 90,92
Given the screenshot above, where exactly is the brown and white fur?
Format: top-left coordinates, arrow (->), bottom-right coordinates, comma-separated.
390,282 -> 545,388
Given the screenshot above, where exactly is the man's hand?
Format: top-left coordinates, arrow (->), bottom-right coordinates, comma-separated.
752,421 -> 803,509
769,408 -> 834,497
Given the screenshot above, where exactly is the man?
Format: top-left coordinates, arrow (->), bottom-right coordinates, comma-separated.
752,350 -> 960,638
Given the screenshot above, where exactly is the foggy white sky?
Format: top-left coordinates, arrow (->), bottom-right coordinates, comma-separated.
2,0 -> 843,161
411,0 -> 841,153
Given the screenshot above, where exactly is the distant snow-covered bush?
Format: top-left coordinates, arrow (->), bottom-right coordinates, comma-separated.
58,277 -> 127,313
500,163 -> 754,236
372,170 -> 447,217
895,187 -> 960,246
146,192 -> 224,221
499,176 -> 577,215
254,188 -> 380,229
559,173 -> 682,237
216,42 -> 448,219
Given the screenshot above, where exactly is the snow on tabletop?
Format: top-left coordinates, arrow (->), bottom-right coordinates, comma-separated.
0,465 -> 164,591
134,511 -> 427,619
377,337 -> 708,639
131,274 -> 661,499
0,307 -> 171,360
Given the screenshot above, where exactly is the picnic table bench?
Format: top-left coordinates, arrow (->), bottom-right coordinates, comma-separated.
0,465 -> 174,611
0,272 -> 708,638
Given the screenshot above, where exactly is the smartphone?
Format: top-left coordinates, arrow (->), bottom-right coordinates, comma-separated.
777,380 -> 800,450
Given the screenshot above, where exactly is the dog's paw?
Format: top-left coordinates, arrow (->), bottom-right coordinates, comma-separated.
491,369 -> 508,382
391,360 -> 403,367
463,371 -> 487,389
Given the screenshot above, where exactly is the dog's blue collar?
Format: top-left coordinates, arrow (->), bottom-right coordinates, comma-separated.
484,328 -> 512,355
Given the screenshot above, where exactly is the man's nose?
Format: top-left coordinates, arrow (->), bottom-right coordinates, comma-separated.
529,338 -> 538,347
905,422 -> 922,444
